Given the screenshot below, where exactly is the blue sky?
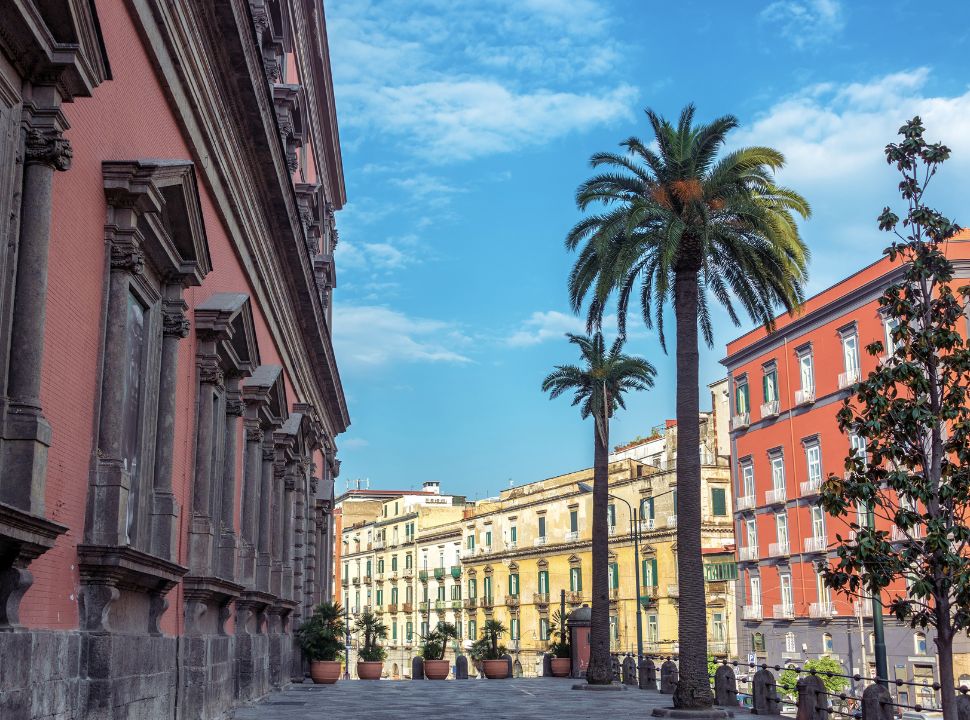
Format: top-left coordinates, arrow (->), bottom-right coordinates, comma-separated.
326,0 -> 970,500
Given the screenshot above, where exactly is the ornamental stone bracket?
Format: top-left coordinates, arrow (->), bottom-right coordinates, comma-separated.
272,83 -> 304,174
0,502 -> 67,629
294,183 -> 322,256
182,575 -> 246,635
249,0 -> 289,84
76,544 -> 187,634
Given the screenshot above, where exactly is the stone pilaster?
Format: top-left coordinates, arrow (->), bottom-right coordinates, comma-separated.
189,351 -> 223,574
256,444 -> 274,593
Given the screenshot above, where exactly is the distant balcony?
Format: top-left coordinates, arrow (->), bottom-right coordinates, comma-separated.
773,603 -> 795,620
709,640 -> 728,655
639,585 -> 659,606
608,525 -> 617,537
892,525 -> 921,542
739,545 -> 759,562
481,595 -> 494,609
731,413 -> 751,431
451,566 -> 462,579
482,545 -> 493,555
418,601 -> 430,613
804,536 -> 827,553
666,515 -> 678,528
463,598 -> 477,610
639,518 -> 656,532
795,388 -> 815,405
768,541 -> 790,557
564,531 -> 580,542
352,576 -> 360,585
402,602 -> 413,613
810,602 -> 836,619
533,537 -> 547,547
566,591 -> 583,605
534,592 -> 549,606
800,476 -> 823,496
374,540 -> 385,550
434,568 -> 446,580
854,600 -> 872,617
460,548 -> 477,560
418,570 -> 429,582
434,600 -> 446,612
363,575 -> 372,585
507,541 -> 517,550
742,605 -> 762,621
765,487 -> 787,505
839,368 -> 861,389
505,594 -> 520,607
667,584 -> 679,598
389,571 -> 398,581
402,568 -> 413,579
609,588 -> 620,601
387,603 -> 398,614
341,577 -> 348,587
737,495 -> 756,511
761,401 -> 780,419
451,600 -> 462,611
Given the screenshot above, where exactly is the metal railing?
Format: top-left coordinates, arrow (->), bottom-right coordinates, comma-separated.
766,487 -> 787,504
761,400 -> 780,418
739,545 -> 759,561
795,388 -> 815,405
768,541 -> 790,557
732,413 -> 751,430
809,601 -> 836,618
804,535 -> 827,553
801,476 -> 823,495
737,494 -> 756,510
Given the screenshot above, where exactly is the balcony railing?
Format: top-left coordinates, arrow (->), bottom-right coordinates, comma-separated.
533,537 -> 547,547
341,577 -> 348,587
389,571 -> 398,581
854,600 -> 873,617
768,541 -> 790,557
402,602 -> 413,613
761,400 -> 780,419
352,576 -> 360,585
374,540 -> 385,550
434,568 -> 446,580
809,601 -> 835,619
534,592 -> 549,606
609,588 -> 620,601
566,591 -> 583,604
481,595 -> 494,609
731,413 -> 751,431
451,566 -> 462,579
765,487 -> 787,505
736,495 -> 756,511
667,584 -> 679,598
708,640 -> 728,655
418,601 -> 429,612
804,535 -> 827,553
839,368 -> 861,389
742,605 -> 762,621
482,545 -> 493,555
505,594 -> 520,607
374,572 -> 384,582
565,531 -> 579,542
892,525 -> 921,542
773,603 -> 795,620
363,575 -> 372,584
795,388 -> 815,405
800,476 -> 823,496
639,518 -> 656,532
402,568 -> 413,579
434,600 -> 446,612
507,541 -> 517,550
387,603 -> 398,613
418,570 -> 429,582
666,515 -> 677,528
639,585 -> 659,605
608,525 -> 617,537
739,545 -> 759,561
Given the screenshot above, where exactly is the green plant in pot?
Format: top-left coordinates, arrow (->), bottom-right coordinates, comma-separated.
420,621 -> 458,680
470,619 -> 509,679
296,601 -> 346,684
547,610 -> 571,677
354,610 -> 388,680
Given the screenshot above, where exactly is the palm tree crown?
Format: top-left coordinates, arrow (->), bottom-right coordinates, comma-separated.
567,103 -> 810,348
541,332 -> 655,425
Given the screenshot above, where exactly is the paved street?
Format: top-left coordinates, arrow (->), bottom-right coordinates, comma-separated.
233,678 -> 719,719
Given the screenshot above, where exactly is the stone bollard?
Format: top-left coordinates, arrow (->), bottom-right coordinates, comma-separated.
642,658 -> 658,690
411,656 -> 424,680
501,653 -> 513,678
455,655 -> 468,679
623,656 -> 637,686
861,683 -> 892,720
611,655 -> 622,682
660,660 -> 679,694
715,664 -> 739,707
752,667 -> 780,715
796,673 -> 826,720
957,694 -> 970,720
542,653 -> 553,677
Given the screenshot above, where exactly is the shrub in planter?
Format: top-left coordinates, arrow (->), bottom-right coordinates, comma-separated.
421,621 -> 458,680
469,619 -> 508,679
296,601 -> 346,684
548,611 -> 571,677
354,610 -> 388,680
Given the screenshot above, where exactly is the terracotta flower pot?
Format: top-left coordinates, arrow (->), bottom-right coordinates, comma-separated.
424,659 -> 450,680
483,659 -> 509,679
309,660 -> 342,684
357,661 -> 383,680
550,657 -> 571,677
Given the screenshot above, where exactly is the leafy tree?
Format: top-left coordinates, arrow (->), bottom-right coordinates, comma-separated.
818,116 -> 966,720
354,609 -> 388,662
542,332 -> 655,683
778,658 -> 849,702
566,105 -> 809,706
548,609 -> 571,658
470,619 -> 508,662
296,601 -> 346,662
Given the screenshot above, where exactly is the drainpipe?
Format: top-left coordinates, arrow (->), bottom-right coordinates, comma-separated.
783,336 -> 809,612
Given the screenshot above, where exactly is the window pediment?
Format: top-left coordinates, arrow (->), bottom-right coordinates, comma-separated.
241,364 -> 288,426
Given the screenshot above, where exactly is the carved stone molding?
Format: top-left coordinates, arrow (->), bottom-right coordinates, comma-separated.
182,575 -> 245,635
225,398 -> 244,417
0,503 -> 68,629
24,128 -> 73,170
245,424 -> 264,443
109,244 -> 145,274
262,447 -> 275,462
162,306 -> 191,338
198,357 -> 225,390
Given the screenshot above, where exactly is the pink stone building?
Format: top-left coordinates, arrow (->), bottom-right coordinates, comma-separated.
0,1 -> 348,717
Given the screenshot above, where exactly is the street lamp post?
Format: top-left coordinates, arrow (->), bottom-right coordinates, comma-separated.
577,482 -> 643,661
344,601 -> 351,679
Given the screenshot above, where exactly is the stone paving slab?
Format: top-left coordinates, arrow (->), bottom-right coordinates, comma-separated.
232,678 -> 760,720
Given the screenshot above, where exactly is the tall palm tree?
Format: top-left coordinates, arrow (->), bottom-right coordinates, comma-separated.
567,105 -> 810,707
542,332 -> 655,684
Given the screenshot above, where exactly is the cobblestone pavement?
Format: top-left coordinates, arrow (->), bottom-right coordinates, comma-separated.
232,678 -> 738,720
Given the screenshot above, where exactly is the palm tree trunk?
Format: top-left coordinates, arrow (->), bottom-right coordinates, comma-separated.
586,414 -> 612,684
672,268 -> 714,709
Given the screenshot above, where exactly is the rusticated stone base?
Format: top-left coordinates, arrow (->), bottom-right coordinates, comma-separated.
0,630 -> 83,719
180,635 -> 235,720
235,633 -> 271,702
652,708 -> 733,719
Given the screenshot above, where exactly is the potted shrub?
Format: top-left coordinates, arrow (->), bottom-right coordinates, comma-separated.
421,621 -> 458,680
354,610 -> 388,680
296,601 -> 346,684
470,619 -> 508,679
548,611 -> 571,677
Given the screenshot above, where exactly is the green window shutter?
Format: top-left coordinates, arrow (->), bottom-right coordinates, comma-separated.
610,563 -> 619,589
712,488 -> 726,517
648,497 -> 655,519
511,526 -> 517,542
651,559 -> 658,587
762,373 -> 769,401
570,511 -> 578,532
538,516 -> 546,536
608,504 -> 615,526
376,590 -> 382,605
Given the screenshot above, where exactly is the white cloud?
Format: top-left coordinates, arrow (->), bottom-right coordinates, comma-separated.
759,0 -> 845,49
733,67 -> 970,288
336,234 -> 424,274
333,304 -> 472,368
342,437 -> 370,450
505,311 -> 650,348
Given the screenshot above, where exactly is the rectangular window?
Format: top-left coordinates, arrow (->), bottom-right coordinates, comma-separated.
451,584 -> 462,600
805,443 -> 822,485
570,566 -> 583,592
641,558 -> 658,587
468,578 -> 477,598
483,576 -> 492,601
467,535 -> 475,550
780,574 -> 793,609
510,526 -> 517,543
391,555 -> 398,571
640,497 -> 655,521
770,454 -> 785,490
510,618 -> 519,640
121,292 -> 147,542
538,516 -> 546,538
750,576 -> 761,609
735,381 -> 750,414
421,621 -> 428,637
776,512 -> 789,549
608,562 -> 619,589
406,621 -> 413,640
711,488 -> 727,516
799,351 -> 814,392
539,618 -> 550,641
392,623 -> 397,640
608,503 -> 616,528
405,554 -> 412,569
811,505 -> 825,540
741,462 -> 755,498
647,614 -> 659,643
569,510 -> 578,533
538,570 -> 549,594
712,612 -> 725,642
437,585 -> 445,601
376,589 -> 383,605
485,530 -> 492,547
391,587 -> 398,604
816,570 -> 829,604
508,573 -> 519,596
609,615 -> 618,640
884,316 -> 901,353
468,620 -> 477,640
746,517 -> 757,550
762,367 -> 778,403
406,586 -> 413,603
842,332 -> 860,375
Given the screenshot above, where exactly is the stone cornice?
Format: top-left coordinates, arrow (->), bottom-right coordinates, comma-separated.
125,0 -> 349,440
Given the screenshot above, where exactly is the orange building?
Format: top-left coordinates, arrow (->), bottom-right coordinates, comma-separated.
721,232 -> 970,702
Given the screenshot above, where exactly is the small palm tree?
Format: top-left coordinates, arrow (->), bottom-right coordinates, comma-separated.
542,331 -> 655,684
567,104 -> 809,706
354,610 -> 388,662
